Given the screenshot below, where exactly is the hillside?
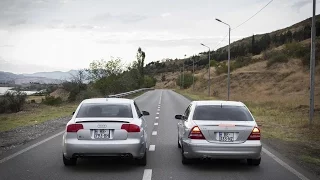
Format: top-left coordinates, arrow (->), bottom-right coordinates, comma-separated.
145,15 -> 320,75
23,70 -> 79,80
0,71 -> 62,84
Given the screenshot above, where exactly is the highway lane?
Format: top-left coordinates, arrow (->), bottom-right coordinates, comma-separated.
0,89 -> 317,180
0,90 -> 160,180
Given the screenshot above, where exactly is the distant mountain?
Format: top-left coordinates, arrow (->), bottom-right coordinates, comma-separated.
23,70 -> 78,80
0,71 -> 62,84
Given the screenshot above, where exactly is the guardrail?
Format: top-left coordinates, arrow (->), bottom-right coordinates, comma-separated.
106,88 -> 154,98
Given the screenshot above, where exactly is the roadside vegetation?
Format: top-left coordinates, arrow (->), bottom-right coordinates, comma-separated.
0,47 -> 156,132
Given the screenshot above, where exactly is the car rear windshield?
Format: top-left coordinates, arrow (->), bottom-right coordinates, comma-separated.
193,105 -> 254,121
76,103 -> 133,118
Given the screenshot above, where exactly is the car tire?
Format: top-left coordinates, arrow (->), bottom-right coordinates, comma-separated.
178,138 -> 181,148
136,150 -> 147,166
247,158 -> 261,166
63,155 -> 77,166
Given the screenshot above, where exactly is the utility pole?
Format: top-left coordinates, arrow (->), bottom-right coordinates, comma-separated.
183,54 -> 186,89
193,55 -> 195,91
180,67 -> 182,89
309,0 -> 316,125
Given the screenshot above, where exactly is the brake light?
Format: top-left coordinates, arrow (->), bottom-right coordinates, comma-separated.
121,124 -> 140,132
189,126 -> 205,139
248,127 -> 261,140
66,124 -> 83,132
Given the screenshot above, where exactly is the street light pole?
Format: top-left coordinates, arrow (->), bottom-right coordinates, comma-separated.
216,18 -> 231,100
201,43 -> 211,97
309,0 -> 316,124
193,55 -> 195,91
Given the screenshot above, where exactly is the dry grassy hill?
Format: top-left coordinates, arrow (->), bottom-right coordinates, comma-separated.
156,47 -> 320,108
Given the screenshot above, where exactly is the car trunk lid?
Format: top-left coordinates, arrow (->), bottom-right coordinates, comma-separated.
75,118 -> 133,140
194,120 -> 256,143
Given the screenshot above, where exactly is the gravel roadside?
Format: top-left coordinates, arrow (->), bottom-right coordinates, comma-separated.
0,116 -> 71,156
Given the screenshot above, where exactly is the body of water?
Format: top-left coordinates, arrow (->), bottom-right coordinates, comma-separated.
0,87 -> 39,95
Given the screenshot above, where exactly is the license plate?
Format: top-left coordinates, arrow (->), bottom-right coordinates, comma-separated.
219,132 -> 234,142
94,129 -> 110,139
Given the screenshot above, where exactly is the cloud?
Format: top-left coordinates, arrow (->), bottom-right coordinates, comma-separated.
161,13 -> 171,18
291,0 -> 311,12
92,13 -> 147,23
8,19 -> 28,26
0,45 -> 15,48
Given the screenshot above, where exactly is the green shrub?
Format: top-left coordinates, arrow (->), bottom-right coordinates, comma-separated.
143,75 -> 157,88
42,96 -> 62,106
0,91 -> 27,113
215,63 -> 228,75
176,73 -> 195,89
263,49 -> 282,60
210,60 -> 218,67
267,54 -> 289,67
233,56 -> 252,69
284,42 -> 309,58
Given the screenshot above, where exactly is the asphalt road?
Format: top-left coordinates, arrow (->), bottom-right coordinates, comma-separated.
0,90 -> 317,180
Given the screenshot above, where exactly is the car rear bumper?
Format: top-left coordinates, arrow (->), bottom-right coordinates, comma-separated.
63,138 -> 146,159
182,139 -> 262,159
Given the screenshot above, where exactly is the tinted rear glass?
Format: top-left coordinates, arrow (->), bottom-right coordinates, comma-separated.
193,105 -> 253,121
76,103 -> 133,118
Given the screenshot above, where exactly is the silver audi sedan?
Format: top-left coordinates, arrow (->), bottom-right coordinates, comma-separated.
175,100 -> 262,165
62,98 -> 149,166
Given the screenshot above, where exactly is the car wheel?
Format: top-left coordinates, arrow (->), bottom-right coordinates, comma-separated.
247,158 -> 261,166
181,148 -> 191,165
178,137 -> 181,148
63,155 -> 77,166
136,150 -> 147,166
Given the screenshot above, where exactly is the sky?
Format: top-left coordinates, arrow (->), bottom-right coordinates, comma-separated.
0,0 -> 319,73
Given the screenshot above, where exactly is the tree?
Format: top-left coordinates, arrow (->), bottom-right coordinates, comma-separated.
252,34 -> 256,54
86,57 -> 123,81
286,30 -> 293,43
137,47 -> 146,87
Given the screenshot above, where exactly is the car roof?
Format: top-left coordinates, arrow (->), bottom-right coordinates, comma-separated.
193,100 -> 245,107
81,98 -> 133,104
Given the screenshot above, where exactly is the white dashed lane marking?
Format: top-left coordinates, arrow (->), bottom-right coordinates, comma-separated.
154,123 -> 158,126
155,117 -> 159,119
142,169 -> 152,180
149,145 -> 155,151
156,112 -> 159,115
152,131 -> 157,136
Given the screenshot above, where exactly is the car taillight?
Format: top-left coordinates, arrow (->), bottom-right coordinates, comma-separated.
121,124 -> 140,132
66,124 -> 83,132
248,127 -> 261,140
189,126 -> 205,139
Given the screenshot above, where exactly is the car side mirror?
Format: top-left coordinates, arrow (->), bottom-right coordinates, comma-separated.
175,115 -> 184,120
72,111 -> 75,115
142,111 -> 150,116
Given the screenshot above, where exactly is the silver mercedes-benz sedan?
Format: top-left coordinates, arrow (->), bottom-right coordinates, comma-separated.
175,100 -> 262,165
62,98 -> 150,166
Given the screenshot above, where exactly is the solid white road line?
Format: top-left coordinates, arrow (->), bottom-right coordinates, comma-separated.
262,148 -> 309,180
0,131 -> 64,164
154,123 -> 158,126
152,131 -> 157,136
149,145 -> 155,151
142,169 -> 152,180
155,117 -> 159,119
